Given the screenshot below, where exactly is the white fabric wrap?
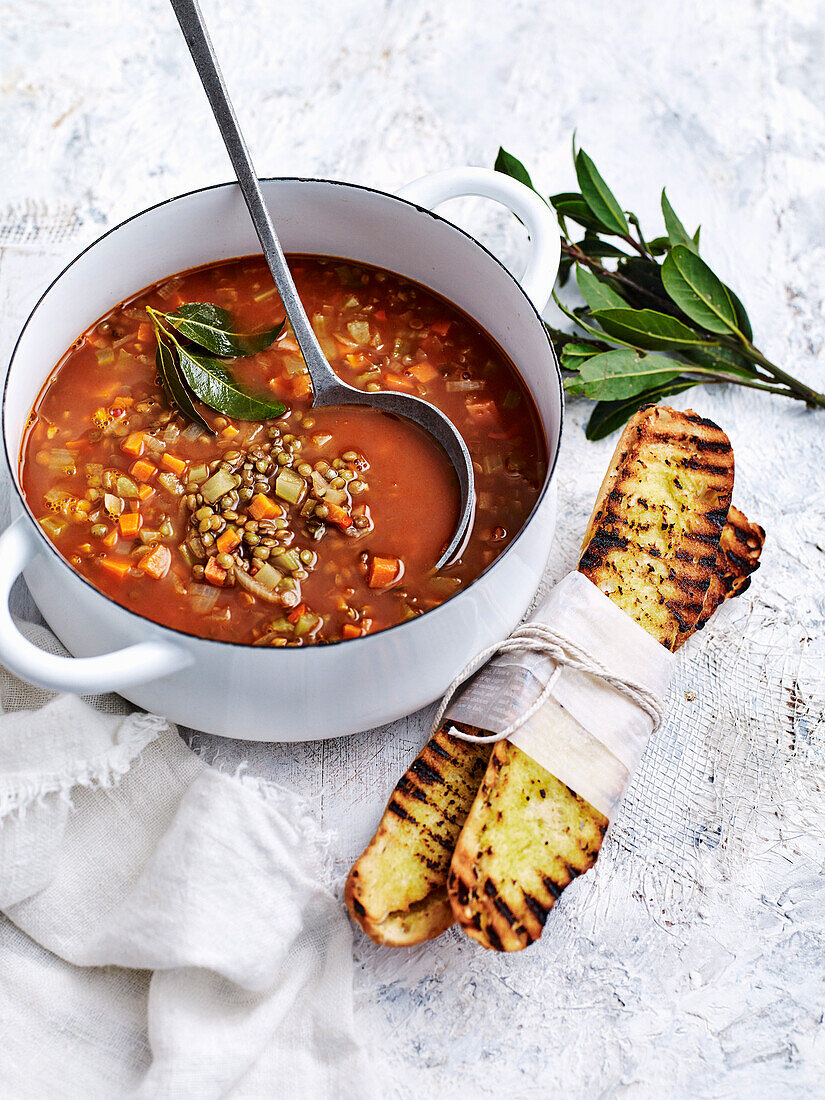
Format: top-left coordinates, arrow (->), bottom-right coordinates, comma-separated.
445,572 -> 675,818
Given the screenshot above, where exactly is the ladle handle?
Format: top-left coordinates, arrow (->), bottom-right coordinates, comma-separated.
169,0 -> 339,398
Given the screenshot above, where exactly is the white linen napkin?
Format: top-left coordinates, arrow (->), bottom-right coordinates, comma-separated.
0,624 -> 373,1098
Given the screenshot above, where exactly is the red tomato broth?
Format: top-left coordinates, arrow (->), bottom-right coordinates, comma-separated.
19,255 -> 547,645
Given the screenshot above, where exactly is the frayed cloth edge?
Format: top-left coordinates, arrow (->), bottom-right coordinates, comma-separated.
0,712 -> 169,821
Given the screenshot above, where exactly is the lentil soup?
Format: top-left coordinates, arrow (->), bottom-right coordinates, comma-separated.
20,256 -> 546,645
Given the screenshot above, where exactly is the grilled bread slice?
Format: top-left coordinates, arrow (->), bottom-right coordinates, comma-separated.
448,405 -> 735,951
345,727 -> 492,945
345,501 -> 761,949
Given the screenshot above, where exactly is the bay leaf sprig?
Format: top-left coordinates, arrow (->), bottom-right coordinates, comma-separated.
494,144 -> 825,439
146,304 -> 286,431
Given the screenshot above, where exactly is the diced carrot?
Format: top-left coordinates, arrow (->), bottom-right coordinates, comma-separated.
367,554 -> 402,588
204,558 -> 227,587
383,372 -> 414,393
248,493 -> 282,521
216,527 -> 242,554
465,399 -> 499,426
324,502 -> 353,530
341,623 -> 364,639
137,322 -> 153,343
137,483 -> 155,502
221,425 -> 240,439
118,512 -> 143,537
102,529 -> 118,548
101,558 -> 132,580
161,453 -> 188,477
408,361 -> 438,384
291,374 -> 312,398
287,603 -> 308,624
66,439 -> 87,450
131,459 -> 156,481
122,431 -> 146,457
373,309 -> 387,322
430,320 -> 452,337
138,544 -> 172,580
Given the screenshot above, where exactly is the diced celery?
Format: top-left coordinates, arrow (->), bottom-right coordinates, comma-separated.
252,563 -> 282,589
39,516 -> 69,539
139,529 -> 160,544
503,389 -> 522,409
482,453 -> 504,475
274,468 -> 305,505
201,468 -> 239,503
116,475 -> 140,499
158,471 -> 184,496
311,313 -> 327,336
430,576 -> 463,596
95,347 -> 115,366
273,549 -> 301,573
294,612 -> 321,637
347,321 -> 370,344
189,463 -> 209,484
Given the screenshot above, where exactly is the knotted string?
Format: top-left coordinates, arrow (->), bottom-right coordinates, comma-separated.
432,620 -> 666,745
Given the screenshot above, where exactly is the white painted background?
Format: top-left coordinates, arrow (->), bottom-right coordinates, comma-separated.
2,0 -> 824,1095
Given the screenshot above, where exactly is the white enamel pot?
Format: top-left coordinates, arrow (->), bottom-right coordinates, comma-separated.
0,168 -> 563,740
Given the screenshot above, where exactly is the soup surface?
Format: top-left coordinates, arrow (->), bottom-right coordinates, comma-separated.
20,256 -> 546,645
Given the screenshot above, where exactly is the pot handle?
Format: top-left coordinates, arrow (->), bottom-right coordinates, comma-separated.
0,517 -> 192,694
396,167 -> 560,311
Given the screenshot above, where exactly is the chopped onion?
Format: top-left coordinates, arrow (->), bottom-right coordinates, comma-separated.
181,422 -> 203,442
189,583 -> 219,614
445,379 -> 485,392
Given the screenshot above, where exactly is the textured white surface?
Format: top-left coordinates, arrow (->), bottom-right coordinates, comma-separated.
1,0 -> 824,1095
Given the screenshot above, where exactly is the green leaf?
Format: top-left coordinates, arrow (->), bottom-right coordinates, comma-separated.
175,344 -> 286,421
661,190 -> 698,252
561,341 -> 603,371
725,285 -> 753,342
661,246 -> 739,335
161,302 -> 284,357
550,192 -> 607,233
558,254 -> 573,288
590,307 -> 711,350
680,344 -> 754,380
552,291 -> 637,349
585,379 -> 698,440
155,334 -> 214,435
578,349 -> 684,401
644,236 -> 671,256
575,237 -> 631,259
576,267 -> 626,310
494,147 -> 540,195
563,376 -> 587,396
574,149 -> 629,236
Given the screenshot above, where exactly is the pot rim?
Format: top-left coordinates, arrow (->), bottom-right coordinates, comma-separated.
3,175 -> 564,654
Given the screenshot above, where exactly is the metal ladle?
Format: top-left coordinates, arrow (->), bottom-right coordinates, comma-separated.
169,0 -> 475,569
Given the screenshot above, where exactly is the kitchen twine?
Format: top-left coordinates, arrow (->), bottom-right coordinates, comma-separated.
432,621 -> 665,744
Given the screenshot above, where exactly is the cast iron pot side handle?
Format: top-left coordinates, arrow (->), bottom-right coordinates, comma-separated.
396,167 -> 561,312
0,517 -> 192,694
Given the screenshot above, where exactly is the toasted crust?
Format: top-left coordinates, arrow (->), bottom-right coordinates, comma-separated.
448,406 -> 735,951
696,505 -> 765,629
345,727 -> 492,945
